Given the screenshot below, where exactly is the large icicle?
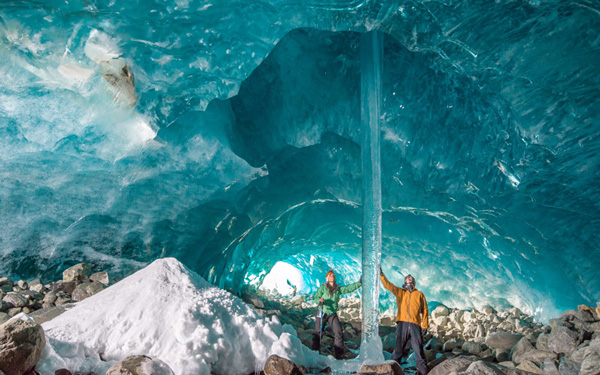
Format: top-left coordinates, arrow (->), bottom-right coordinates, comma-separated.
359,30 -> 384,363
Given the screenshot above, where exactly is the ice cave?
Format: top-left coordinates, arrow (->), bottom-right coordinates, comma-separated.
0,1 -> 599,374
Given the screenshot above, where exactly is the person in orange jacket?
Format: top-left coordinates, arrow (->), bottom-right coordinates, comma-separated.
380,267 -> 429,375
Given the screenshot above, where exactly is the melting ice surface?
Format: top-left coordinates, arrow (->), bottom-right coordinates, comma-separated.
1,0 -> 599,322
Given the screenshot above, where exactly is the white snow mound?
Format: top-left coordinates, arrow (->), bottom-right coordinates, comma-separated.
38,258 -> 327,375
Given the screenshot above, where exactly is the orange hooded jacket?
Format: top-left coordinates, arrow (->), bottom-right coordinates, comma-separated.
380,273 -> 429,329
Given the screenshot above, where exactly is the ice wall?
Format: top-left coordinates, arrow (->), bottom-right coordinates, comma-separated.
1,0 -> 599,321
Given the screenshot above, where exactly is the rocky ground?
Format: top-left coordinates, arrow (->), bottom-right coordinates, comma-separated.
1,266 -> 599,375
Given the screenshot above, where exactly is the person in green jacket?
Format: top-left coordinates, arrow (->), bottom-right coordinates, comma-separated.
312,269 -> 362,359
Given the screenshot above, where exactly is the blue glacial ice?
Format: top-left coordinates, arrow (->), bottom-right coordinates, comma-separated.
1,0 -> 599,322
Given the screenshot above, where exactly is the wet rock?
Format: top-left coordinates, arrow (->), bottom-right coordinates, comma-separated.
359,362 -> 404,374
548,326 -> 579,355
464,360 -> 505,375
71,281 -> 104,302
89,271 -> 110,286
428,356 -> 473,375
3,292 -> 28,308
486,332 -> 523,350
106,355 -> 174,375
0,318 -> 46,375
263,354 -> 303,375
63,263 -> 92,283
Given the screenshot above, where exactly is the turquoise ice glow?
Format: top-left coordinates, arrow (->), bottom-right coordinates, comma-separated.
1,1 -> 599,322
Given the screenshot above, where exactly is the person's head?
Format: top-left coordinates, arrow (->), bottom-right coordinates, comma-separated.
326,269 -> 336,284
404,274 -> 416,291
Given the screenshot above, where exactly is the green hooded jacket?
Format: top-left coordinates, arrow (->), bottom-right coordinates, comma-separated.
313,281 -> 362,315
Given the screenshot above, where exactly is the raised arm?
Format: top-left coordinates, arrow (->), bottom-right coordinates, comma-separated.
380,272 -> 403,296
339,281 -> 361,295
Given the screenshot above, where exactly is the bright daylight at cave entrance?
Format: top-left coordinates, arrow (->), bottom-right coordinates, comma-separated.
0,1 -> 599,375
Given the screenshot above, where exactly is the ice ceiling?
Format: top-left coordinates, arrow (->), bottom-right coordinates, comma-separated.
1,0 -> 599,321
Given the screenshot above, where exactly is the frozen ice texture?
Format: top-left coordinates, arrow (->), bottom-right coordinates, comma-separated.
0,1 -> 599,322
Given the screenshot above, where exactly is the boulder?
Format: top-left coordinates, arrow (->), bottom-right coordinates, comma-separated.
263,354 -> 303,375
17,280 -> 28,290
516,359 -> 542,374
498,361 -> 515,368
89,271 -> 110,286
495,349 -> 510,362
486,332 -> 523,350
481,306 -> 497,315
0,300 -> 9,313
28,280 -> 44,294
0,318 -> 46,375
518,350 -> 557,367
0,313 -> 9,325
62,263 -> 92,283
536,333 -> 550,351
106,355 -> 174,375
541,358 -> 559,375
428,356 -> 473,375
464,360 -> 505,375
71,281 -> 104,302
359,362 -> 404,374
548,326 -> 579,355
511,337 -> 535,364
51,281 -> 77,295
462,341 -> 483,355
443,339 -> 461,352
580,349 -> 600,375
431,305 -> 450,319
2,292 -> 29,308
558,358 -> 580,375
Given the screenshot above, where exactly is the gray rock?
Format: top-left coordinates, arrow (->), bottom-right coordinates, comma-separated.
360,362 -> 404,374
71,281 -> 104,302
89,271 -> 110,286
0,312 -> 9,325
542,358 -> 559,375
536,333 -> 550,351
0,285 -> 12,293
464,360 -> 505,375
519,350 -> 557,367
558,358 -> 580,375
29,305 -> 69,325
29,281 -> 45,294
498,361 -> 515,368
51,281 -> 76,295
0,318 -> 46,375
580,349 -> 600,375
43,291 -> 58,305
7,308 -> 22,317
463,341 -> 483,355
106,355 -> 174,375
486,332 -> 524,350
429,356 -> 473,375
55,295 -> 71,306
548,326 -> 579,355
496,349 -> 510,362
0,300 -> 9,313
516,359 -> 543,374
263,354 -> 303,375
62,263 -> 92,283
290,295 -> 304,306
431,305 -> 450,319
3,292 -> 28,308
481,306 -> 497,315
511,337 -> 535,364
443,339 -> 461,352
17,280 -> 28,290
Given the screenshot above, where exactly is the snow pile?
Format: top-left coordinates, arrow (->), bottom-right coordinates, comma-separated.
37,258 -> 328,375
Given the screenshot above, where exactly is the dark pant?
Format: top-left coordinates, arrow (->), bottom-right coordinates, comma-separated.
312,313 -> 344,358
393,321 -> 428,375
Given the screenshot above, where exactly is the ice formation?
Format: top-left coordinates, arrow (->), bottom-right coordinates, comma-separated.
1,1 -> 599,322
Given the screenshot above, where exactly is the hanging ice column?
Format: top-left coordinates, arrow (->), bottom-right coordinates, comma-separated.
359,30 -> 384,362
